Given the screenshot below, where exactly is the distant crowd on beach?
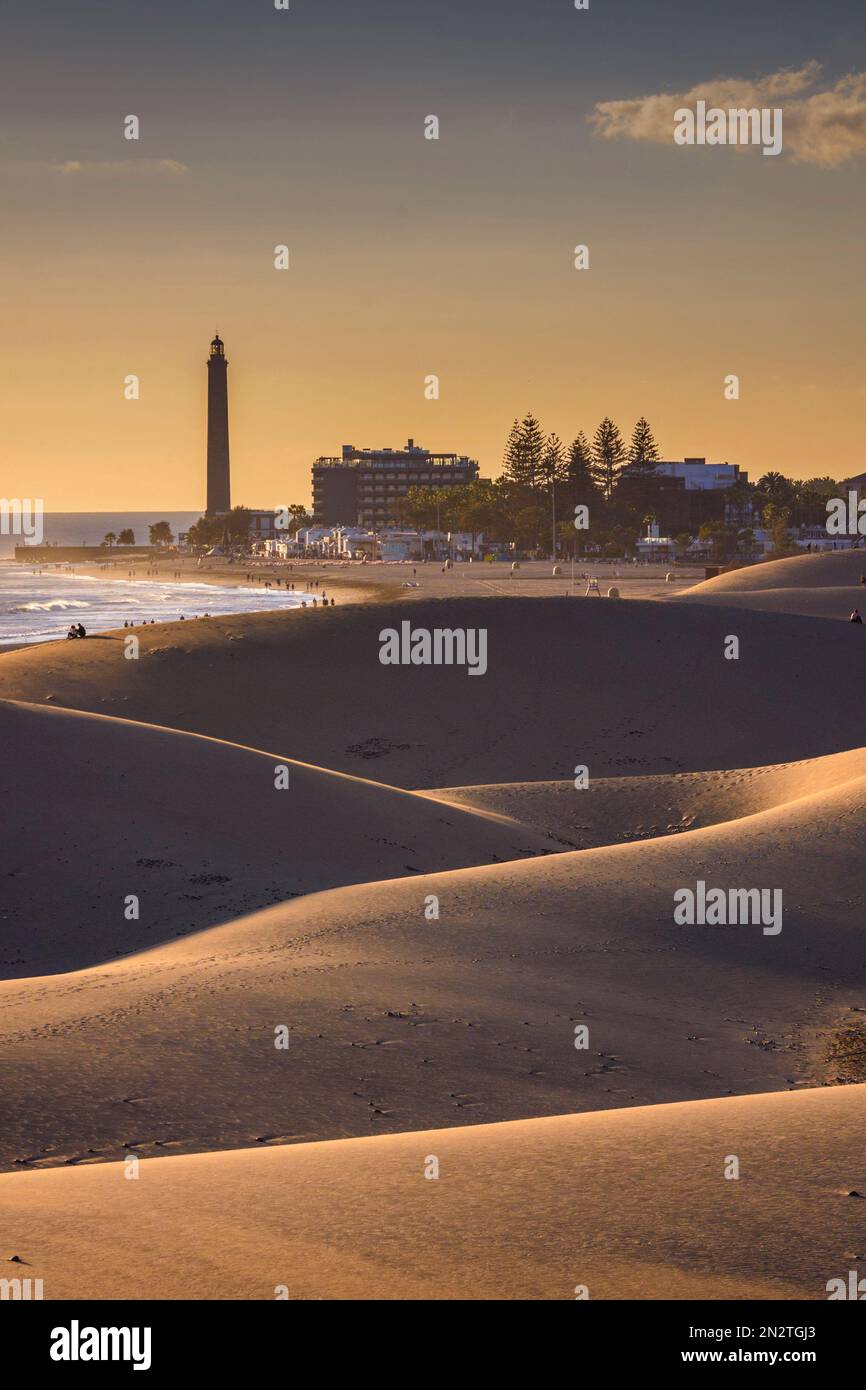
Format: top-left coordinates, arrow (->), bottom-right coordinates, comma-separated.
243,576 -> 336,608
63,585 -> 334,639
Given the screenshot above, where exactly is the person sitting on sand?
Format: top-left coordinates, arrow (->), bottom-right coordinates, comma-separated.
75,623 -> 87,638
850,609 -> 863,624
67,624 -> 78,639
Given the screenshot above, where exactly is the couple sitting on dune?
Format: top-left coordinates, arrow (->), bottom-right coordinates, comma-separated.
66,623 -> 87,639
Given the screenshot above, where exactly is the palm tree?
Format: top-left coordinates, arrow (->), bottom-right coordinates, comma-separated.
756,472 -> 793,506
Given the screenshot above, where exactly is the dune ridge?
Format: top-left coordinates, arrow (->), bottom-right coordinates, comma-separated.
428,746 -> 866,846
0,699 -> 556,976
3,1084 -> 864,1300
677,549 -> 866,620
683,549 -> 866,594
1,598 -> 865,785
3,740 -> 866,1172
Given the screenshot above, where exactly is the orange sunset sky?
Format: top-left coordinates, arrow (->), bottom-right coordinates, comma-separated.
2,0 -> 865,511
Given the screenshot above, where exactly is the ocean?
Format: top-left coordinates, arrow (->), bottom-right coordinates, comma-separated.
0,564 -> 312,645
0,511 -> 316,644
0,511 -> 201,559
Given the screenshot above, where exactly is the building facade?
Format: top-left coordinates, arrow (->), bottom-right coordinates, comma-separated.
312,438 -> 478,528
618,457 -> 750,534
652,458 -> 744,491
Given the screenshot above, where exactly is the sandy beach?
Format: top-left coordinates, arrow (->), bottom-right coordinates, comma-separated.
2,552 -> 865,1300
49,552 -> 706,608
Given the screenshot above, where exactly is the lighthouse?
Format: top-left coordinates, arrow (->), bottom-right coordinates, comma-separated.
206,333 -> 231,515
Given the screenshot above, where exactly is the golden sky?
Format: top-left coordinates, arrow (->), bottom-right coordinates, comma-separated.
2,0 -> 865,510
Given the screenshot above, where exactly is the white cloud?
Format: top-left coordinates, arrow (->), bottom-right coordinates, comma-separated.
591,64 -> 866,168
7,158 -> 189,178
53,158 -> 189,178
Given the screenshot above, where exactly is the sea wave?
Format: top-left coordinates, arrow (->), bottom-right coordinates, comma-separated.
18,599 -> 91,612
0,569 -> 311,645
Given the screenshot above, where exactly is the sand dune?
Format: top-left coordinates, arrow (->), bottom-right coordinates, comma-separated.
429,748 -> 866,846
1,599 -> 864,786
0,699 -> 557,977
3,747 -> 865,1171
685,549 -> 866,593
3,1084 -> 864,1300
676,587 -> 865,622
677,550 -> 866,620
4,589 -> 864,1302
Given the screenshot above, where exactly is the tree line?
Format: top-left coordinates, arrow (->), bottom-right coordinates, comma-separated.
396,412 -> 665,553
395,413 -> 850,559
100,522 -> 176,548
170,413 -> 854,562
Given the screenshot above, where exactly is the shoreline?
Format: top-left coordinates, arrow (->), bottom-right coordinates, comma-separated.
0,564 -> 324,650
15,552 -> 708,604
0,556 -> 707,652
12,553 -> 391,609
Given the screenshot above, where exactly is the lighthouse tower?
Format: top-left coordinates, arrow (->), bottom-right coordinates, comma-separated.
206,333 -> 231,515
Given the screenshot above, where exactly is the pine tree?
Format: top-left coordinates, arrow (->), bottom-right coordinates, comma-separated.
627,417 -> 660,473
503,412 -> 546,490
502,419 -> 521,481
541,433 -> 566,488
565,432 -> 602,504
592,417 -> 626,499
541,434 -> 566,558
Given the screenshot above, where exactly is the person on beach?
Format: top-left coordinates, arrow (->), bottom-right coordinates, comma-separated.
75,623 -> 87,637
67,624 -> 78,639
850,609 -> 863,624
